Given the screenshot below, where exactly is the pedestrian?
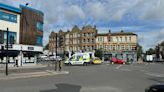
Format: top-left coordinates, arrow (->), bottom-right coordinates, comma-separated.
14,58 -> 18,67
55,59 -> 57,71
59,60 -> 62,71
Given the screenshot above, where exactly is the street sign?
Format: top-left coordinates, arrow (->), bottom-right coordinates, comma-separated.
5,44 -> 12,48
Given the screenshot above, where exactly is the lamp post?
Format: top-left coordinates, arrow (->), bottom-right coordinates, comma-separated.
6,28 -> 9,76
21,45 -> 22,66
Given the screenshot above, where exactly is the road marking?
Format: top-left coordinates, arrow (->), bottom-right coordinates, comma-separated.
80,86 -> 122,92
145,73 -> 164,77
0,71 -> 69,80
119,69 -> 131,72
140,70 -> 148,72
115,65 -> 122,69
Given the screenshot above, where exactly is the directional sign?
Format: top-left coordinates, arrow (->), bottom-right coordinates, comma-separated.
5,44 -> 13,48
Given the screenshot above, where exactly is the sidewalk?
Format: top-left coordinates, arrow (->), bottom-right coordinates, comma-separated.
0,64 -> 69,80
0,70 -> 69,80
0,64 -> 47,70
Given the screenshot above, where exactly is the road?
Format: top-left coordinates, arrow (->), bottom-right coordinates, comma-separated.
0,63 -> 164,92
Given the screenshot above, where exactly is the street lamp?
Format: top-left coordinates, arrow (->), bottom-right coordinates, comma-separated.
6,28 -> 9,76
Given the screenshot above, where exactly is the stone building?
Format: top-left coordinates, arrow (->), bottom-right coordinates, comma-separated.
80,25 -> 97,52
96,30 -> 138,62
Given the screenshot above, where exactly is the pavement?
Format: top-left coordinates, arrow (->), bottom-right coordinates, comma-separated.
0,62 -> 164,92
0,64 -> 69,80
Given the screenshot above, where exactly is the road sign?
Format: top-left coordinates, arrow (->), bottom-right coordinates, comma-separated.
5,44 -> 12,48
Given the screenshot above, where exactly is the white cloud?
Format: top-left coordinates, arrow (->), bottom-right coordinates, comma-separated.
85,2 -> 108,20
64,5 -> 85,22
157,28 -> 164,43
111,9 -> 126,21
135,0 -> 164,20
1,0 -> 164,47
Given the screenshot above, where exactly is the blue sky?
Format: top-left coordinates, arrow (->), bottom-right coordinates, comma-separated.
0,0 -> 164,51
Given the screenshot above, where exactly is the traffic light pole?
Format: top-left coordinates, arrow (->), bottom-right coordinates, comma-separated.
6,28 -> 9,76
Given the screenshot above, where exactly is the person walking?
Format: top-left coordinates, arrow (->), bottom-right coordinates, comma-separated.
58,60 -> 62,71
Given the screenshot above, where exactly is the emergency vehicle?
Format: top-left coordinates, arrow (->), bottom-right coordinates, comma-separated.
65,52 -> 94,66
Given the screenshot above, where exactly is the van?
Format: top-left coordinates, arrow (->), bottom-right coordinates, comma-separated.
65,52 -> 94,66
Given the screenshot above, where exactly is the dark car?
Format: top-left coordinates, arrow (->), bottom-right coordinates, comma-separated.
145,84 -> 164,92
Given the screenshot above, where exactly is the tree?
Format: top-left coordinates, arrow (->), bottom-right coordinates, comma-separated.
137,43 -> 143,60
160,41 -> 164,60
94,49 -> 103,59
146,48 -> 155,55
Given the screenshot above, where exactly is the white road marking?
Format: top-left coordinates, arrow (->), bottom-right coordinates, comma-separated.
140,70 -> 148,73
119,69 -> 131,72
145,73 -> 164,77
115,65 -> 122,69
80,86 -> 122,92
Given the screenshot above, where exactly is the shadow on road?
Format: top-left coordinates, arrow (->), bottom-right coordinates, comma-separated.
40,83 -> 81,92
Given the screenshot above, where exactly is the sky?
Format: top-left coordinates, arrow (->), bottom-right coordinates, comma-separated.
0,0 -> 164,51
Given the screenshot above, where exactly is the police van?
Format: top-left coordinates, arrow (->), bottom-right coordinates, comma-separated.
65,52 -> 94,66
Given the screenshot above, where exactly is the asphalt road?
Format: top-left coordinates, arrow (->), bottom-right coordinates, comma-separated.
0,63 -> 164,92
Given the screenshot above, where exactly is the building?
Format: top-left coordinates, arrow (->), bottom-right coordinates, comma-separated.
96,30 -> 138,62
81,25 -> 97,52
66,25 -> 81,52
48,25 -> 138,62
0,3 -> 44,66
49,30 -> 65,56
49,32 -> 57,54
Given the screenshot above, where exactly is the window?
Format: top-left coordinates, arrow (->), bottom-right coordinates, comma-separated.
92,39 -> 94,43
125,36 -> 127,42
108,36 -> 111,42
0,11 -> 17,23
3,31 -> 17,44
36,36 -> 43,46
120,37 -> 122,42
36,22 -> 43,31
83,39 -> 85,43
129,36 -> 131,42
0,31 -> 2,44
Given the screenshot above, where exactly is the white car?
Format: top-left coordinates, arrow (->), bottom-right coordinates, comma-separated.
49,56 -> 62,61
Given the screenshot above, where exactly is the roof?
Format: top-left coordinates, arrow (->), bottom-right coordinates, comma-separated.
111,32 -> 137,36
0,3 -> 21,14
96,33 -> 109,36
71,25 -> 80,33
20,5 -> 44,15
160,41 -> 164,46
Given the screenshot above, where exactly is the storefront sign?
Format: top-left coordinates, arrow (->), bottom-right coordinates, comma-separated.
28,47 -> 34,50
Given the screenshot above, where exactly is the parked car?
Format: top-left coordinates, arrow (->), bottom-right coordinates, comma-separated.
49,55 -> 62,61
92,57 -> 102,64
111,57 -> 126,64
145,84 -> 164,92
